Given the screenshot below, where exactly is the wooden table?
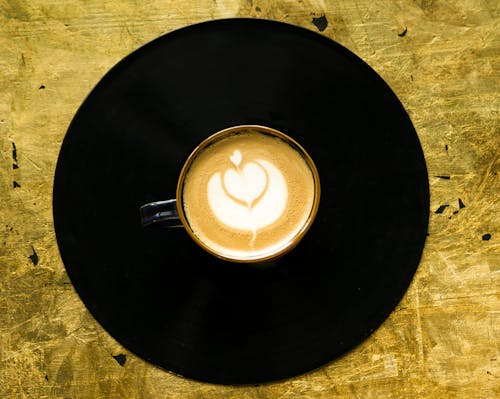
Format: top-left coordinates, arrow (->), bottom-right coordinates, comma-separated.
0,1 -> 498,398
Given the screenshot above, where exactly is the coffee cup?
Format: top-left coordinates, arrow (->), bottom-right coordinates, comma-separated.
140,125 -> 320,263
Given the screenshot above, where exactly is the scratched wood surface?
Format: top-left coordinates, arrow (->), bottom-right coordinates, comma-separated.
0,1 -> 498,398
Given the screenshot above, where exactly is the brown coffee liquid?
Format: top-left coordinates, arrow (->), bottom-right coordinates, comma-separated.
181,127 -> 318,261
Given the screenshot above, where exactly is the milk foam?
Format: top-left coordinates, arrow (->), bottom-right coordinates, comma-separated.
207,151 -> 287,243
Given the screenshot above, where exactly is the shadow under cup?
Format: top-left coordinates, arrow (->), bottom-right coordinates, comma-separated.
140,125 -> 321,263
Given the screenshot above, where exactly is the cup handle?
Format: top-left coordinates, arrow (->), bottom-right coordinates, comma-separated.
139,199 -> 184,228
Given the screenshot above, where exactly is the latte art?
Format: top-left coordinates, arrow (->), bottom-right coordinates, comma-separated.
207,150 -> 288,244
179,126 -> 320,262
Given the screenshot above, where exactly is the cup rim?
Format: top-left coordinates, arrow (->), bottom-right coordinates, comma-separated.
175,124 -> 321,263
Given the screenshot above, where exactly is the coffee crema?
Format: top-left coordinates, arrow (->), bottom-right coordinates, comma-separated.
178,126 -> 320,262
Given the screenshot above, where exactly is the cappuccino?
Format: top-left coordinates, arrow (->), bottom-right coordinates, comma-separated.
178,126 -> 320,262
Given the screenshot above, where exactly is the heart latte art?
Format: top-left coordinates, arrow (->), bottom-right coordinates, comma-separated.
180,128 -> 319,262
207,150 -> 287,241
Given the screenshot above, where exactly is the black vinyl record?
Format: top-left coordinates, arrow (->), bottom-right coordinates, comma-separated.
53,18 -> 429,385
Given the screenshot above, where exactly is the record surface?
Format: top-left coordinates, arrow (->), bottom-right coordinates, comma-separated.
53,18 -> 429,385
